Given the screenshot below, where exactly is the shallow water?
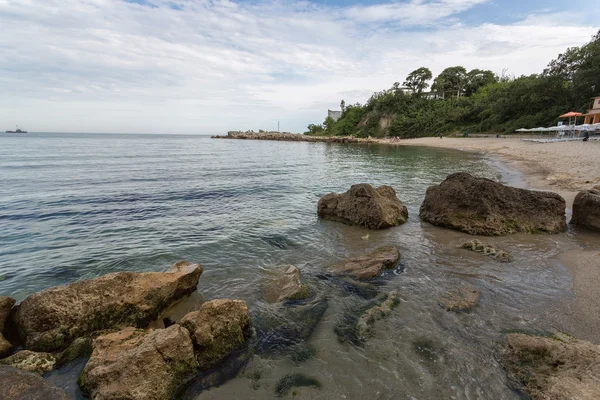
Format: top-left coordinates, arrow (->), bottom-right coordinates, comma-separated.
0,133 -> 584,399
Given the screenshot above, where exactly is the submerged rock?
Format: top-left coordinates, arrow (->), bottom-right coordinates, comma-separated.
571,188 -> 600,232
317,184 -> 408,229
334,292 -> 400,345
275,373 -> 322,397
419,172 -> 567,235
253,296 -> 328,356
0,365 -> 70,400
13,260 -> 203,352
263,265 -> 310,304
459,239 -> 512,262
180,299 -> 253,370
0,350 -> 56,375
330,246 -> 400,280
79,325 -> 197,400
502,332 -> 600,400
439,284 -> 480,311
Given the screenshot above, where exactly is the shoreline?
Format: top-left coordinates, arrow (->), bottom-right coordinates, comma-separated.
384,136 -> 600,344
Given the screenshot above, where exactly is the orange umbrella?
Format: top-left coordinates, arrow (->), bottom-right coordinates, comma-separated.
559,111 -> 583,118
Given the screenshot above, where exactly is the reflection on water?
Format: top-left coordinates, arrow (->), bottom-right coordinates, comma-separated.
0,133 -> 584,399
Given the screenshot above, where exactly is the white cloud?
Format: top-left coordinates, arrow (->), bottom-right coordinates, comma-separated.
0,0 -> 596,133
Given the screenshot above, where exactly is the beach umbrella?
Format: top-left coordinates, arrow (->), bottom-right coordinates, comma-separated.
559,111 -> 584,129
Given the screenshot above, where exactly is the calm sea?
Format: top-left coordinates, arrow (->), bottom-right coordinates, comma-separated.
0,133 -> 579,399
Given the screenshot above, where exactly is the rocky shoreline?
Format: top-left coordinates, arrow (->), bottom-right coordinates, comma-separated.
212,131 -> 373,143
1,174 -> 599,399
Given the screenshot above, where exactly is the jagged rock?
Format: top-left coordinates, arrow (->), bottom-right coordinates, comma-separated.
571,188 -> 600,232
317,184 -> 408,229
334,292 -> 400,345
0,365 -> 70,400
439,284 -> 480,311
502,333 -> 600,400
330,246 -> 400,280
180,299 -> 253,370
12,261 -> 203,352
419,172 -> 567,235
253,296 -> 328,356
79,325 -> 197,400
0,350 -> 56,375
0,296 -> 15,332
264,265 -> 310,303
355,291 -> 400,341
459,239 -> 511,262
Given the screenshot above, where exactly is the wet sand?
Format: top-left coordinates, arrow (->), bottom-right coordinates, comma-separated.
385,136 -> 600,343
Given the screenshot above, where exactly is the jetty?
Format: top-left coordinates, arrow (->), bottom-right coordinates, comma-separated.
212,131 -> 372,143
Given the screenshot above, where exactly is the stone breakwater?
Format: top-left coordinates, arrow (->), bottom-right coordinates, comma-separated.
212,131 -> 373,143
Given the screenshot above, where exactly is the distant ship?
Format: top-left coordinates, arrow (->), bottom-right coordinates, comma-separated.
5,125 -> 27,133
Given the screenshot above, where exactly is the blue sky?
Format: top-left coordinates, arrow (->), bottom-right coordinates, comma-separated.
0,0 -> 597,134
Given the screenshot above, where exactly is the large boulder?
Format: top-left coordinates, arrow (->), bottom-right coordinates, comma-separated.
0,350 -> 56,375
502,333 -> 600,400
180,299 -> 252,370
263,265 -> 310,304
330,246 -> 400,280
419,173 -> 567,235
12,261 -> 203,352
79,325 -> 197,400
571,188 -> 600,232
0,365 -> 70,400
317,184 -> 408,229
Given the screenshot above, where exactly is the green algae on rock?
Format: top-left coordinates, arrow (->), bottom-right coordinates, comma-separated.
439,284 -> 480,311
502,332 -> 600,400
459,239 -> 512,262
275,373 -> 322,397
0,350 -> 56,375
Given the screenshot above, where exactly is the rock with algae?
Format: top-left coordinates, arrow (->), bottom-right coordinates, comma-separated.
502,332 -> 600,400
0,350 -> 56,375
459,239 -> 512,262
439,284 -> 480,312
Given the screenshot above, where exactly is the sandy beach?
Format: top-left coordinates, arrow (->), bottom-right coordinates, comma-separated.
386,136 -> 600,343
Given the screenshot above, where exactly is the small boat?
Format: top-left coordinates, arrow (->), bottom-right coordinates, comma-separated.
5,125 -> 27,133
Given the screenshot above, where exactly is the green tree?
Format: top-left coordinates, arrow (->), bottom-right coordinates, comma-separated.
464,69 -> 498,96
403,67 -> 433,94
432,66 -> 467,97
340,99 -> 346,113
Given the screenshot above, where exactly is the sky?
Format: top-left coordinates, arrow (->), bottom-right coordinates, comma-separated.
0,0 -> 598,134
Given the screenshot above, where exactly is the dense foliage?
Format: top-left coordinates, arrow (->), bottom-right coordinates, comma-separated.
306,30 -> 600,138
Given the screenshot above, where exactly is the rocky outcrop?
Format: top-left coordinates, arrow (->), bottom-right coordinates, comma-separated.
330,246 -> 400,280
318,184 -> 408,229
334,292 -> 400,345
355,292 -> 400,341
253,296 -> 328,356
571,188 -> 600,232
13,261 -> 203,352
79,325 -> 197,400
0,365 -> 70,400
263,265 -> 310,303
419,173 -> 567,235
180,299 -> 252,370
0,296 -> 15,358
213,131 -> 367,143
503,333 -> 600,400
0,350 -> 56,375
459,239 -> 512,262
439,284 -> 480,311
